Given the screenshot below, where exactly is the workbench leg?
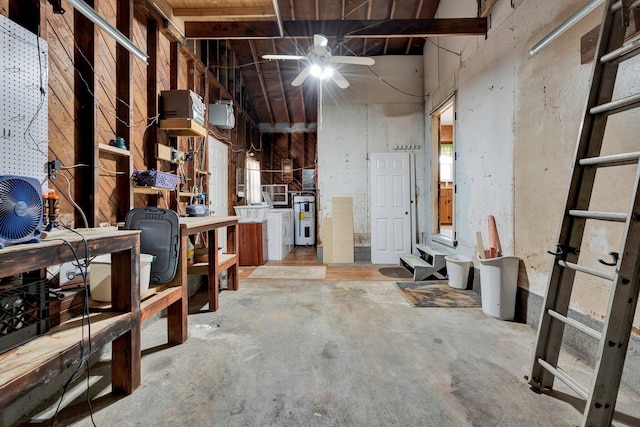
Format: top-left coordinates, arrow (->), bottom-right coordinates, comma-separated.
111,248 -> 141,394
167,234 -> 188,344
208,229 -> 219,312
228,223 -> 239,291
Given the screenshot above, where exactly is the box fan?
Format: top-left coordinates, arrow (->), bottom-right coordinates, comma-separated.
0,175 -> 43,249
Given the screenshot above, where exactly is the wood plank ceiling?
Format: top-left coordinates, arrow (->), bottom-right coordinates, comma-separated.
161,0 -> 487,128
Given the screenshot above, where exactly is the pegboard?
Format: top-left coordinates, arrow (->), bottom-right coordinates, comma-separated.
0,14 -> 48,185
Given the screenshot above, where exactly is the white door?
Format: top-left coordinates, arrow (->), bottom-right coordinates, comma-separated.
370,152 -> 412,264
208,136 -> 229,252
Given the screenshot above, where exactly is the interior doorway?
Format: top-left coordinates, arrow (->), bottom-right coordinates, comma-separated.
431,99 -> 455,243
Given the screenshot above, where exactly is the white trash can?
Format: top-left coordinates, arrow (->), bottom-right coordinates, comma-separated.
444,255 -> 472,289
478,256 -> 519,320
90,253 -> 154,302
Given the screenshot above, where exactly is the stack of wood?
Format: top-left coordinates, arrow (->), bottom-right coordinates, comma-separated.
476,215 -> 503,259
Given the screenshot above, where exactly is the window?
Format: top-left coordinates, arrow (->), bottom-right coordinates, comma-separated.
245,157 -> 262,204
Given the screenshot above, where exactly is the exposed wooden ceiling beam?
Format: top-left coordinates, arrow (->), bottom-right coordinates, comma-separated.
248,40 -> 276,126
173,7 -> 274,18
383,1 -> 398,54
185,18 -> 487,39
271,39 -> 291,127
362,0 -> 375,55
406,0 -> 425,54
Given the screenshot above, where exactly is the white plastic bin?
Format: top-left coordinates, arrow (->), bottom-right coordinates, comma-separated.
89,253 -> 154,302
478,256 -> 519,320
233,204 -> 269,222
444,255 -> 472,289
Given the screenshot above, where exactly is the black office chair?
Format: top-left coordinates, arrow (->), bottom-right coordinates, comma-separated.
124,207 -> 180,284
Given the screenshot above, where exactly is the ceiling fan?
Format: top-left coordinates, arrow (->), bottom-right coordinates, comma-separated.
263,34 -> 375,89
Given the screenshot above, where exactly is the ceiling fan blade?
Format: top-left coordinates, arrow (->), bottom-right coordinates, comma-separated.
263,54 -> 307,61
330,56 -> 375,66
331,70 -> 350,89
291,66 -> 312,87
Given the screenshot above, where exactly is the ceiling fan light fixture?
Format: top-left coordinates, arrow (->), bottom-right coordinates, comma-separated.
310,64 -> 334,80
321,66 -> 334,79
310,64 -> 322,77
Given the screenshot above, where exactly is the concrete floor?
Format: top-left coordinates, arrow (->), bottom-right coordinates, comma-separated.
23,278 -> 640,426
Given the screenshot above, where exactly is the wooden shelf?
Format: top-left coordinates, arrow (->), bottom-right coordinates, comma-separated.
0,311 -> 131,409
140,285 -> 183,323
179,192 -> 197,198
159,118 -> 207,137
187,253 -> 237,275
99,143 -> 131,157
133,186 -> 171,195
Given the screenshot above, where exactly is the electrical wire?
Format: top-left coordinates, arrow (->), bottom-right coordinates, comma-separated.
59,173 -> 89,229
338,43 -> 424,98
48,230 -> 97,427
425,38 -> 462,57
47,17 -> 161,137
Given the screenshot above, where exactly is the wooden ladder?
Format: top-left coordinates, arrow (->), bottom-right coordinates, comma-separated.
528,1 -> 640,426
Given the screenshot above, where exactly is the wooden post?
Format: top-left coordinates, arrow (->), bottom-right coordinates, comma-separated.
74,0 -> 97,227
111,244 -> 141,394
167,233 -> 188,344
115,0 -> 133,219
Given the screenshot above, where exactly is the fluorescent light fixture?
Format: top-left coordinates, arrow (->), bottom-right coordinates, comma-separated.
272,0 -> 284,38
529,0 -> 604,56
66,0 -> 148,64
151,2 -> 186,42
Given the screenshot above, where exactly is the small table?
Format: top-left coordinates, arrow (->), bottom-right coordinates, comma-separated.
168,216 -> 239,340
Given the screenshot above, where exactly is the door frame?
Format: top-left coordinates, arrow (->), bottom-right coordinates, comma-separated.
430,95 -> 457,247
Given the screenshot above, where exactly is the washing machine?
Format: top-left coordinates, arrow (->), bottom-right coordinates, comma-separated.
267,208 -> 294,260
294,195 -> 315,245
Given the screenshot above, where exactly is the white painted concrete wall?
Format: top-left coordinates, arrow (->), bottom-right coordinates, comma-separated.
425,0 -> 640,328
317,56 -> 425,248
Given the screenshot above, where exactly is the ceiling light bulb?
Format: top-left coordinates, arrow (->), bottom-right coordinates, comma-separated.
322,66 -> 334,79
310,64 -> 322,77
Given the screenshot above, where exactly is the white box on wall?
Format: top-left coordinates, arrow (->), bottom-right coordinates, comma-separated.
209,100 -> 235,129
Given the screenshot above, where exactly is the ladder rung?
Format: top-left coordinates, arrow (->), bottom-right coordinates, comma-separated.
547,309 -> 602,340
579,151 -> 640,167
601,35 -> 640,64
537,358 -> 589,399
590,92 -> 640,115
558,260 -> 615,281
569,209 -> 627,222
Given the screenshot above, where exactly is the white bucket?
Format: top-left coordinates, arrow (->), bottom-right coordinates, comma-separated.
89,253 -> 154,302
444,255 -> 472,289
478,256 -> 519,320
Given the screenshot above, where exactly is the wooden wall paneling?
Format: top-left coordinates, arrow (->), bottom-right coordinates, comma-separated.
47,8 -> 82,226
115,0 -> 134,220
95,0 -> 119,224
74,1 -> 97,227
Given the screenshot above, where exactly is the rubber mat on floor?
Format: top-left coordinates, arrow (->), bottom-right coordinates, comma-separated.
395,281 -> 481,308
378,267 -> 413,278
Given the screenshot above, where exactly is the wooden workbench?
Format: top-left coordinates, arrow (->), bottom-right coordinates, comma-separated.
0,228 -> 141,410
171,216 -> 239,341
